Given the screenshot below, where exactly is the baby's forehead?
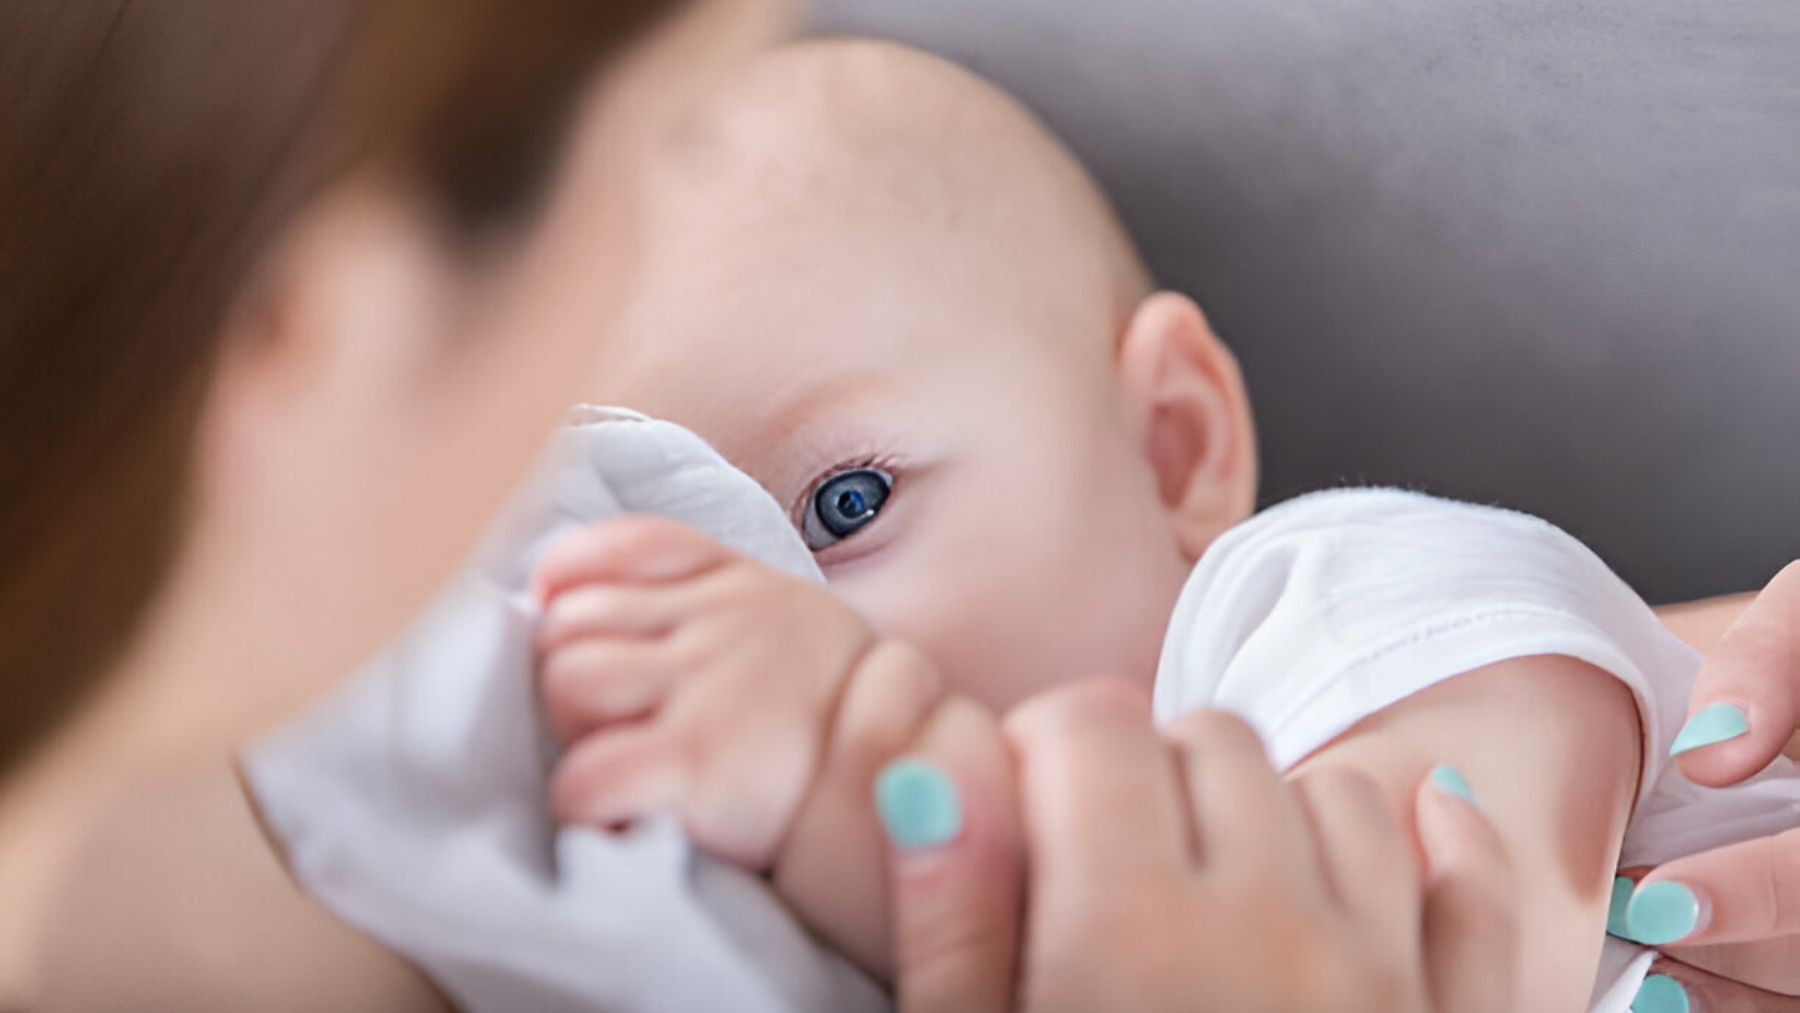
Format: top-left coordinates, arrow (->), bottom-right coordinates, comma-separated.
623,207 -> 1105,416
598,40 -> 1147,433
598,246 -> 1079,473
658,108 -> 1017,284
648,40 -> 1143,310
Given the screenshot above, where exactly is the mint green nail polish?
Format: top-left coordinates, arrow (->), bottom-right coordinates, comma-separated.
1627,881 -> 1702,944
1428,763 -> 1478,806
1670,703 -> 1749,757
876,758 -> 962,850
1607,876 -> 1637,939
1631,974 -> 1689,1013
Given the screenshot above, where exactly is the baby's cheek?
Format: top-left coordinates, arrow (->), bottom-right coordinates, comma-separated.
880,596 -> 1131,713
824,504 -> 1174,712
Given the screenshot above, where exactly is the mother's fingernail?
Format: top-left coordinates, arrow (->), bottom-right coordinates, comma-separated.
1607,876 -> 1638,940
1627,881 -> 1704,945
876,758 -> 962,850
1670,703 -> 1749,757
1428,763 -> 1479,807
1631,973 -> 1689,1013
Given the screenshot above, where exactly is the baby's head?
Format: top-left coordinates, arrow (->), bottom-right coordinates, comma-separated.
596,39 -> 1257,710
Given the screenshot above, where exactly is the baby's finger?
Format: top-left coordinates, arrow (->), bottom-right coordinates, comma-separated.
540,639 -> 678,742
1167,709 -> 1317,887
1675,560 -> 1800,787
1628,828 -> 1800,946
532,515 -> 735,604
1292,766 -> 1420,937
677,695 -> 827,871
548,726 -> 689,826
1415,767 -> 1519,1013
537,583 -> 688,653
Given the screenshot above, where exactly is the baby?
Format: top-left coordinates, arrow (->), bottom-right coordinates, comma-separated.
533,39 -> 1798,1010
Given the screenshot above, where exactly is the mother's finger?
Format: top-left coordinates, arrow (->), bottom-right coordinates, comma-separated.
1003,679 -> 1192,879
1291,766 -> 1420,938
1675,560 -> 1800,787
1415,767 -> 1520,1013
1645,956 -> 1800,1012
1165,709 -> 1316,881
881,696 -> 1024,1013
1662,934 -> 1800,998
1628,829 -> 1800,946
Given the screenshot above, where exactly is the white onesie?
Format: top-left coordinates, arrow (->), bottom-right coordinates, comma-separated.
1156,487 -> 1800,1011
248,415 -> 1798,1013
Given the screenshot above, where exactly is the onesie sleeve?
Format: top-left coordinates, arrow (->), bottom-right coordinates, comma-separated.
1152,487 -> 1698,808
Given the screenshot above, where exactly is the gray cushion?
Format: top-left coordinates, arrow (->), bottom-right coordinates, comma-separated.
808,0 -> 1800,601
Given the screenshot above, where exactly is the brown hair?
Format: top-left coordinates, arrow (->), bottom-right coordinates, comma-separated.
0,0 -> 684,774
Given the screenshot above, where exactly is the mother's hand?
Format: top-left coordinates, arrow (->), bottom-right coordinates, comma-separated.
1639,956 -> 1800,1012
1624,561 -> 1800,995
880,679 -> 1521,1013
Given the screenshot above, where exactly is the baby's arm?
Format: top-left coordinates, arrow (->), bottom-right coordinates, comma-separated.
1287,655 -> 1642,1011
537,516 -> 963,975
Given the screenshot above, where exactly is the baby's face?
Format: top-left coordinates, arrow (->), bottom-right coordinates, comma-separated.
595,201 -> 1195,710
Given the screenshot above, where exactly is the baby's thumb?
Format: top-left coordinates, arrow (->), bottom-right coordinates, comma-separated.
1415,766 -> 1520,1013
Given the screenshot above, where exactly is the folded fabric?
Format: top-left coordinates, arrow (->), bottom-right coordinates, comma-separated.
244,408 -> 885,1013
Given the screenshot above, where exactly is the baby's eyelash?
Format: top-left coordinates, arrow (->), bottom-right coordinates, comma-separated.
790,453 -> 901,528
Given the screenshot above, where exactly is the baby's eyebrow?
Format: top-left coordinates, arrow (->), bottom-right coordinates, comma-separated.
756,372 -> 900,448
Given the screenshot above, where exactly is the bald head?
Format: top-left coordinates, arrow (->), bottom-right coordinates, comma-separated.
589,40 -> 1256,718
647,37 -> 1151,338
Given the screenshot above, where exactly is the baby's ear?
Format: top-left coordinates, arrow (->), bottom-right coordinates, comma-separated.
1117,291 -> 1258,560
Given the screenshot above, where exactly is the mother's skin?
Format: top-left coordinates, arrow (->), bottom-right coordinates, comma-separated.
1643,567 -> 1800,996
0,0 -> 784,1005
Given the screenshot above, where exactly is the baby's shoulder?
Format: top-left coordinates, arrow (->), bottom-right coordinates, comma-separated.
1155,486 -> 1690,771
1213,486 -> 1566,557
1181,486 -> 1606,634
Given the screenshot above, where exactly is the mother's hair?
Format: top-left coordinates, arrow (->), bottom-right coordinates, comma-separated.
0,0 -> 683,774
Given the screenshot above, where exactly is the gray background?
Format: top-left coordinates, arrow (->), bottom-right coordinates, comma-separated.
810,0 -> 1799,603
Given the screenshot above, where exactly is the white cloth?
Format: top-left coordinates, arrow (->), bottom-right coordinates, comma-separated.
1154,487 -> 1800,1012
244,409 -> 885,1013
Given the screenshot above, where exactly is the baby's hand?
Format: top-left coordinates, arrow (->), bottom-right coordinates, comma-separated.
536,515 -> 988,976
534,515 -> 875,870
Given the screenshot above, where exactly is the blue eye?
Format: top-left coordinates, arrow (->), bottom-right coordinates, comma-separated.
802,467 -> 892,550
